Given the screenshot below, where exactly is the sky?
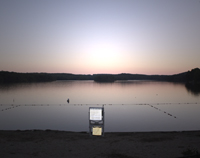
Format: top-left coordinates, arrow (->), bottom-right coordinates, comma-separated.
0,0 -> 200,75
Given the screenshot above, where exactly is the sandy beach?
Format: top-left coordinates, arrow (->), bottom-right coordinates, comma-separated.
0,130 -> 200,158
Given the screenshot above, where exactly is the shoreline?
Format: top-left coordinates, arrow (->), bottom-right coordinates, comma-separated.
1,130 -> 200,158
1,129 -> 200,134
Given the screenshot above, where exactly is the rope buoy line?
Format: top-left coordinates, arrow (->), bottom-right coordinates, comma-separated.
0,104 -> 21,112
0,102 -> 200,106
0,102 -> 199,107
148,104 -> 177,119
1,103 -> 199,116
1,102 -> 199,106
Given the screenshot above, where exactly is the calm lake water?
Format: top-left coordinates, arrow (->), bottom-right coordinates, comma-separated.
0,80 -> 200,132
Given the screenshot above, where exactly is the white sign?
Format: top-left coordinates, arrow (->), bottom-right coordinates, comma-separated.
90,108 -> 102,120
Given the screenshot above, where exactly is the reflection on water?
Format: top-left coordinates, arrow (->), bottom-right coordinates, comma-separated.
185,83 -> 200,96
0,80 -> 200,132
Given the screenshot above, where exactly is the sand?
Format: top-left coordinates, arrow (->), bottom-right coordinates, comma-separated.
0,130 -> 200,158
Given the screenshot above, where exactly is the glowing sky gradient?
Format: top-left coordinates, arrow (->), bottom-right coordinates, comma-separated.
0,0 -> 200,75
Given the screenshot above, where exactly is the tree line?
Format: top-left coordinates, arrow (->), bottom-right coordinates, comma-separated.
0,71 -> 93,84
185,68 -> 200,94
0,68 -> 199,84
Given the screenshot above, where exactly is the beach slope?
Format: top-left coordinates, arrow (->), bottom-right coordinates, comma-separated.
0,130 -> 200,158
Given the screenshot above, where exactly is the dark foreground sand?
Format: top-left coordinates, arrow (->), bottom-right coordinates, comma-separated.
0,130 -> 200,158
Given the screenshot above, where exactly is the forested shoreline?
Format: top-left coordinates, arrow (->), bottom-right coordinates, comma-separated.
0,68 -> 199,84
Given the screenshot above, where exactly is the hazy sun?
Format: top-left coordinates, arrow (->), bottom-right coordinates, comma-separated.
88,42 -> 121,68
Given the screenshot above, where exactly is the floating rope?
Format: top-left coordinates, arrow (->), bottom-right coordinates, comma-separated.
1,104 -> 21,112
148,104 -> 177,119
1,103 -> 199,117
1,102 -> 199,106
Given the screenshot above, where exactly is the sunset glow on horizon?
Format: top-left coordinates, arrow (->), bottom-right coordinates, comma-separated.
0,0 -> 200,75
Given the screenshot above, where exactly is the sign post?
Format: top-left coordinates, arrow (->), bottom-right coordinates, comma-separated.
89,106 -> 104,136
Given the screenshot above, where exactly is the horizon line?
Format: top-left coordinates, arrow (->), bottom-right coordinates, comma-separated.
1,69 -> 194,76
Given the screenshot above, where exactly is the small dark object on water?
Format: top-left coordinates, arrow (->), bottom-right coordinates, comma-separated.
67,99 -> 70,103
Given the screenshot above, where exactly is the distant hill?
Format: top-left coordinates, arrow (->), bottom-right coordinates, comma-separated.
93,72 -> 188,83
185,68 -> 200,94
0,71 -> 93,84
93,74 -> 115,82
114,72 -> 187,82
0,68 -> 199,84
185,68 -> 200,84
0,71 -> 55,83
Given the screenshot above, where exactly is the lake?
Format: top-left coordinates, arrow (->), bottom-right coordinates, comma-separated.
0,80 -> 200,132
